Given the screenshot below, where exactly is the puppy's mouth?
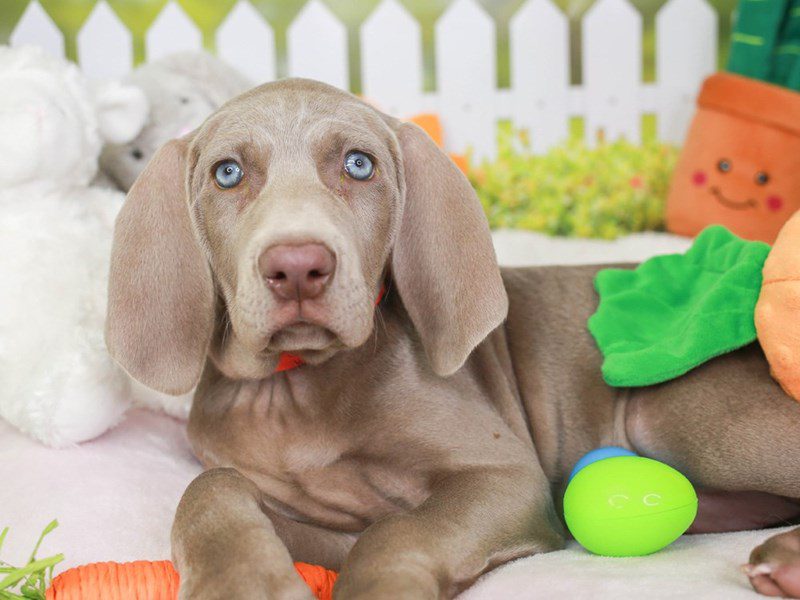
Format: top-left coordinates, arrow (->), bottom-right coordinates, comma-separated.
710,186 -> 757,210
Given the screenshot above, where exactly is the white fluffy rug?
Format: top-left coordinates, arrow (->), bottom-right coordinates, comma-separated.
492,229 -> 692,266
0,230 -> 776,598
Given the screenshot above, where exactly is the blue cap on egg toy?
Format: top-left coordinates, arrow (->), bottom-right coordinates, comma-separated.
567,446 -> 637,482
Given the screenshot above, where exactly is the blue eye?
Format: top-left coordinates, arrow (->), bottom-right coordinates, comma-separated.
344,151 -> 374,180
214,160 -> 243,189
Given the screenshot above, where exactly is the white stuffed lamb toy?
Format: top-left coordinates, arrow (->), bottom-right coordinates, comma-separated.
0,45 -> 150,446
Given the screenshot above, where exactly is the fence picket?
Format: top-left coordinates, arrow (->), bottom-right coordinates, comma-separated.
361,0 -> 422,117
582,0 -> 642,144
656,0 -> 717,144
77,0 -> 132,79
287,0 -> 348,90
145,1 -> 202,62
217,0 -> 275,84
436,0 -> 496,160
9,0 -> 64,57
5,0 -> 732,155
510,0 -> 569,153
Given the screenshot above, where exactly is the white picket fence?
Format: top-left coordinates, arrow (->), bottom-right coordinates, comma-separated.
8,0 -> 719,159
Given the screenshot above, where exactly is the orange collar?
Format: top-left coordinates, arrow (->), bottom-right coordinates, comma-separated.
275,285 -> 386,373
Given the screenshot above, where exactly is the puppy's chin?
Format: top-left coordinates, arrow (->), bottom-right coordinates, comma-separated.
225,291 -> 378,373
213,314 -> 376,379
264,322 -> 369,366
266,323 -> 338,354
264,297 -> 377,351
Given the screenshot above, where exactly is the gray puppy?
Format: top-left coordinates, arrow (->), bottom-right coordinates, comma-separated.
106,79 -> 800,599
99,52 -> 251,191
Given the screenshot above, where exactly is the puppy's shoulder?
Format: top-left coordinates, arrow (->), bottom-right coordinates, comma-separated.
499,264 -> 634,348
501,263 -> 634,304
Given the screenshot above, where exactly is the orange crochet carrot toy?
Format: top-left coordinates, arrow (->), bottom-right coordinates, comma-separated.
46,560 -> 338,600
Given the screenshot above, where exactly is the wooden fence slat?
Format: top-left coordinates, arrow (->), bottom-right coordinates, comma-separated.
361,0 -> 422,117
436,0 -> 496,160
287,0 -> 348,90
510,0 -> 570,153
145,1 -> 202,62
656,0 -> 717,144
582,0 -> 642,144
9,0 -> 64,57
217,0 -> 276,84
77,0 -> 132,79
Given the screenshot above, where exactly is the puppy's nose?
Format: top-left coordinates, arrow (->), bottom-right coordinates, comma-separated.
259,243 -> 336,301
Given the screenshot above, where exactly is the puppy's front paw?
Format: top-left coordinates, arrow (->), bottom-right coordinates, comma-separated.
745,527 -> 800,597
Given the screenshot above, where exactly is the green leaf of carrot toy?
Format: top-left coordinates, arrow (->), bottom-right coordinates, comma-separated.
588,226 -> 771,387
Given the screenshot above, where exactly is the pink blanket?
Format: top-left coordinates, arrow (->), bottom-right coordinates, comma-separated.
0,409 -> 200,569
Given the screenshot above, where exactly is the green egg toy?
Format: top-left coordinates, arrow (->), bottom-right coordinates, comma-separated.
563,447 -> 698,557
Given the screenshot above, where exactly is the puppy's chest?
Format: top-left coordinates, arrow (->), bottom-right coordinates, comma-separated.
190,384 -> 431,531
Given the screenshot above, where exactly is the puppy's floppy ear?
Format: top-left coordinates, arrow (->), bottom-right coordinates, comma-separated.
105,137 -> 214,395
391,122 -> 508,376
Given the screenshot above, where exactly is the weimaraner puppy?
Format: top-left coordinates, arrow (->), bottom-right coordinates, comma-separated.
106,78 -> 800,599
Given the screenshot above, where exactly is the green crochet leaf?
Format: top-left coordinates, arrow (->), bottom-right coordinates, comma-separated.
588,226 -> 771,387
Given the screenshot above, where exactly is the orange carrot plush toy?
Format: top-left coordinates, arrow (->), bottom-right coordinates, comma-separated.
755,210 -> 800,401
46,560 -> 338,600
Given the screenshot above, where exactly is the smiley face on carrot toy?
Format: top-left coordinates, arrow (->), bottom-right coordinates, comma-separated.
666,72 -> 800,244
698,159 -> 780,213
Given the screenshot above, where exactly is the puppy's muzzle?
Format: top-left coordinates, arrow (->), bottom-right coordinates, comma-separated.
259,243 -> 336,301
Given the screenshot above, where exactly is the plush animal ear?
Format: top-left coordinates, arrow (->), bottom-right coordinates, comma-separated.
105,137 -> 214,395
391,122 -> 508,376
93,80 -> 149,144
158,51 -> 252,105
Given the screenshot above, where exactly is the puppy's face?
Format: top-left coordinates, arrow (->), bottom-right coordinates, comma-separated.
106,78 -> 507,395
187,81 -> 401,376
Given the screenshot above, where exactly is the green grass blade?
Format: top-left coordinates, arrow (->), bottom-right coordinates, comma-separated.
0,554 -> 64,591
26,521 -> 57,565
0,522 -> 62,599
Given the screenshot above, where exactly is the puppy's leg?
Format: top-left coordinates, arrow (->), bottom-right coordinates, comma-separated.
333,465 -> 564,600
172,468 -> 321,600
624,344 -> 800,597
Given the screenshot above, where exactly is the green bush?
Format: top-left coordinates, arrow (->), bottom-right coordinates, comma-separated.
468,128 -> 680,239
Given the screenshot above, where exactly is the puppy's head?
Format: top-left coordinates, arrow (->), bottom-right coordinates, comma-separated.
106,79 -> 507,394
